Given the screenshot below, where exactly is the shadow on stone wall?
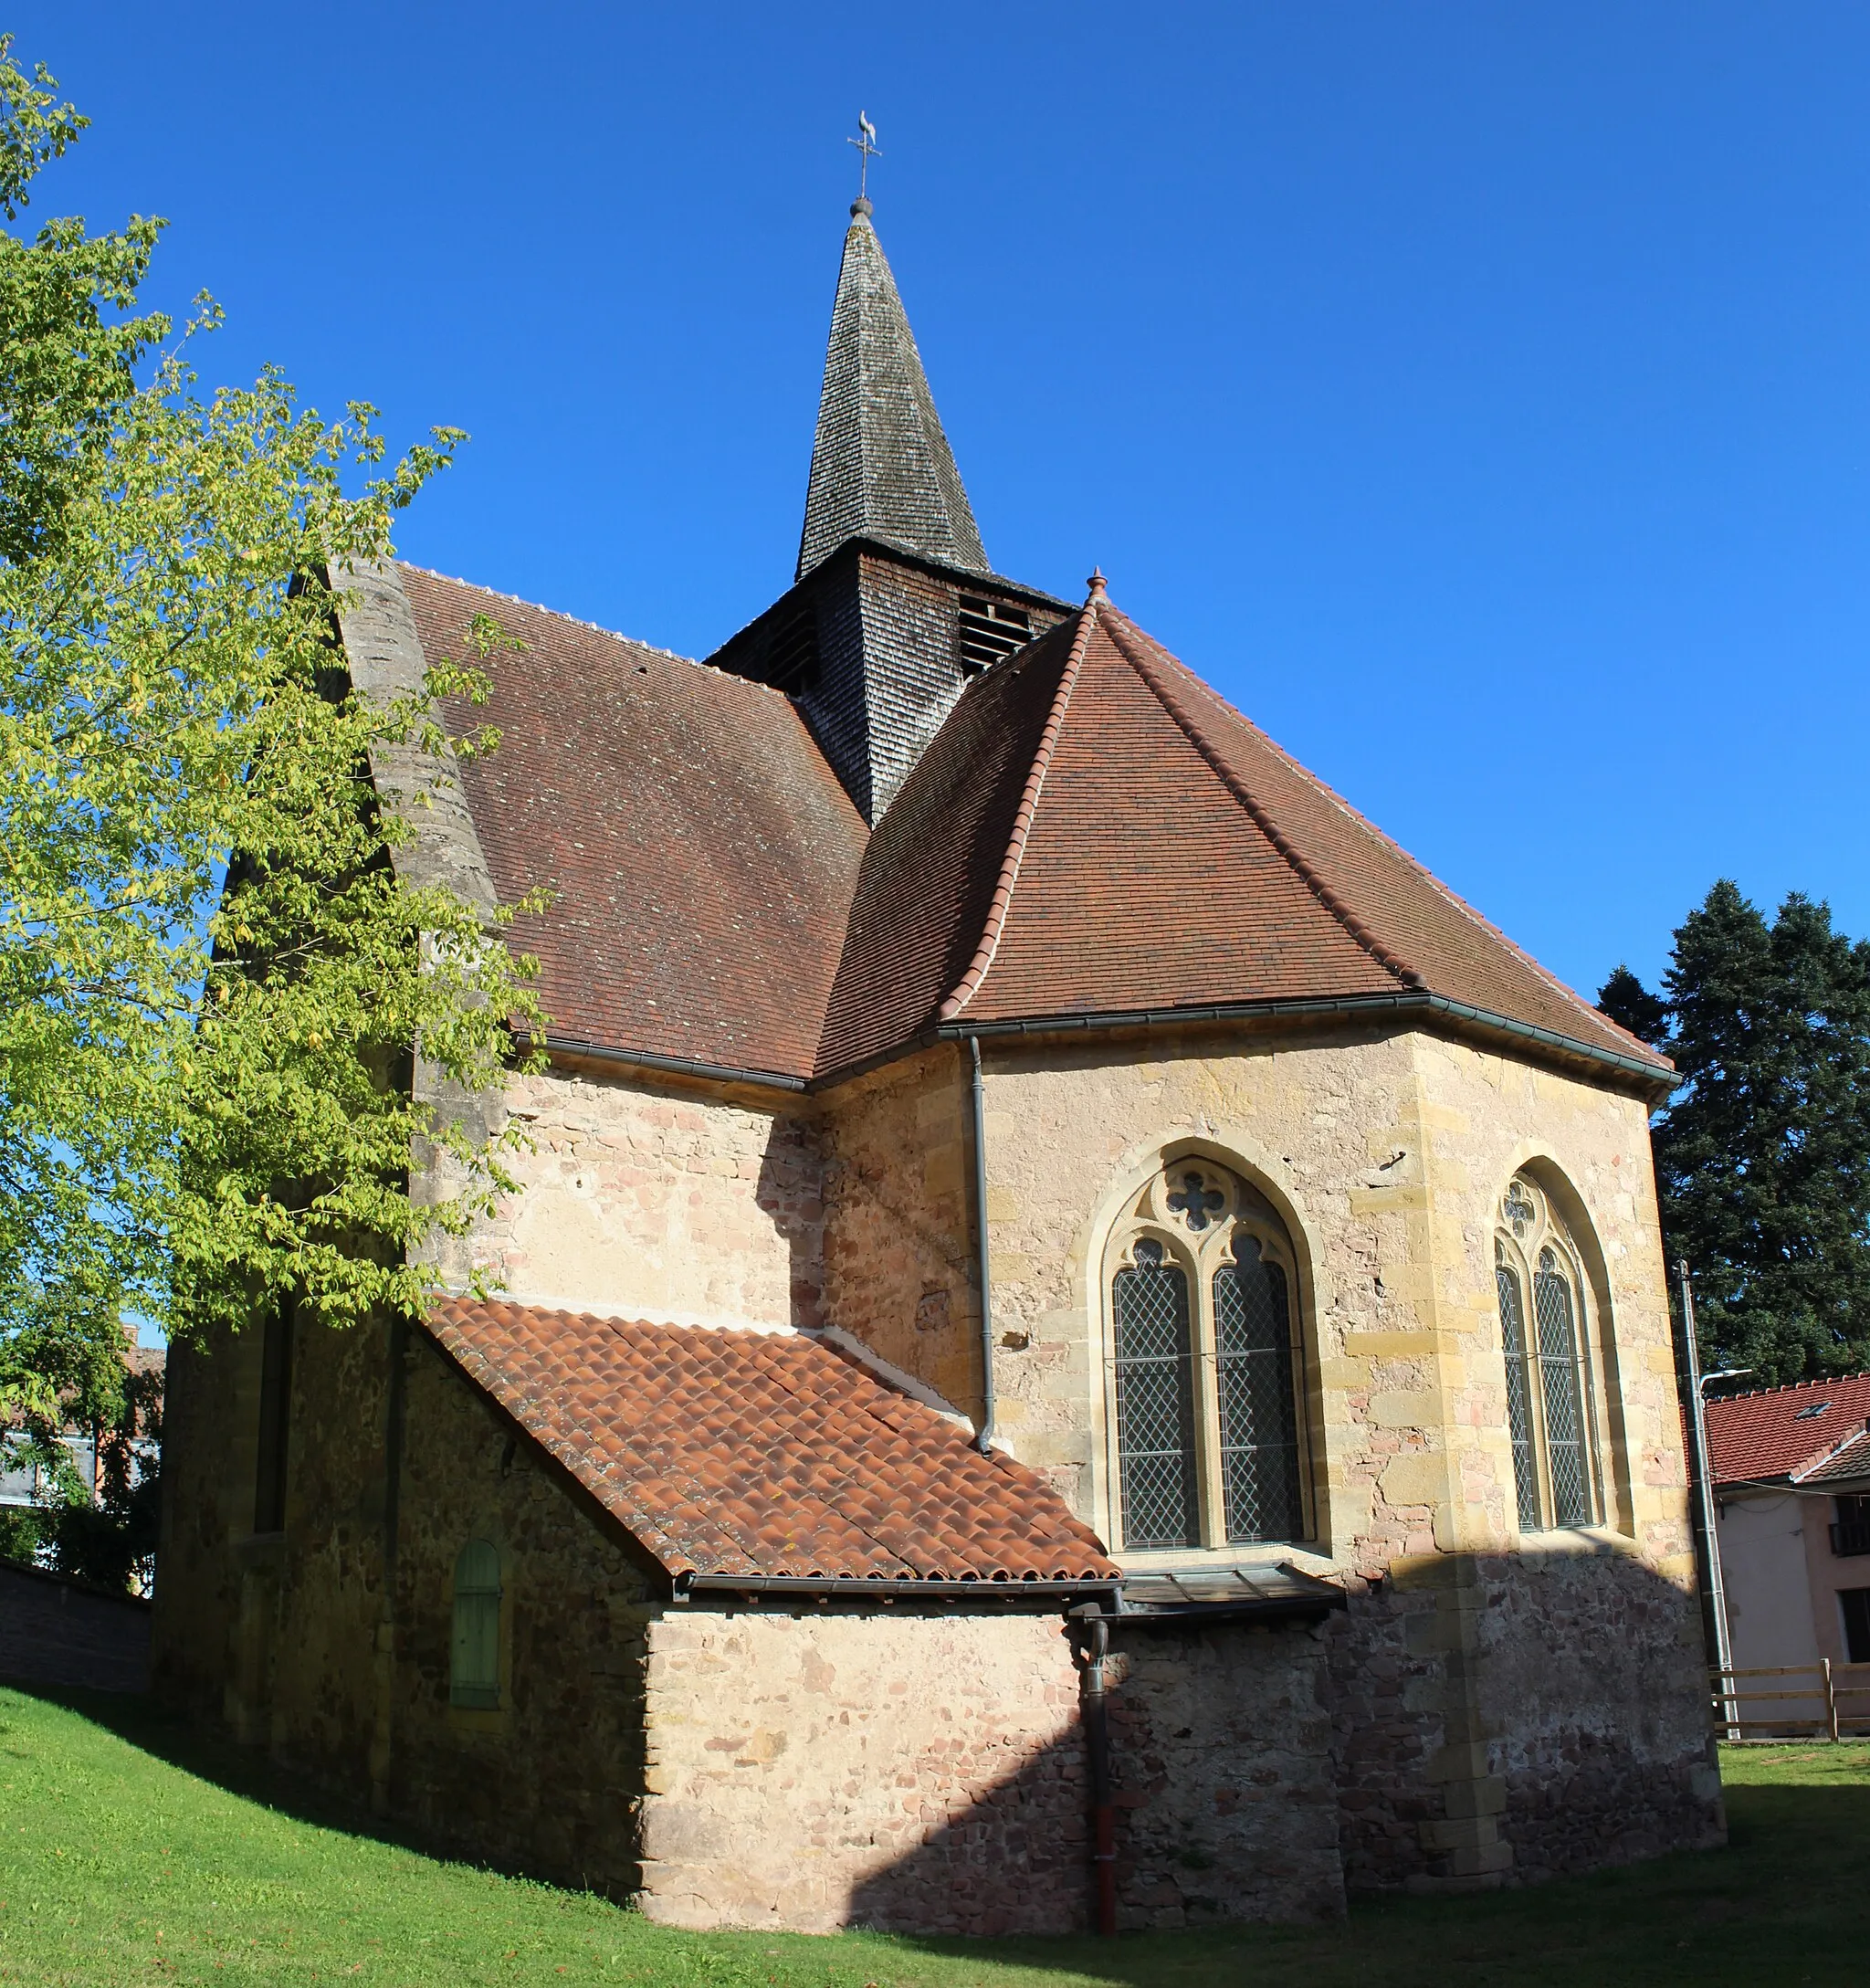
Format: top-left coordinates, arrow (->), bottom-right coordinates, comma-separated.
756,1116 -> 826,1330
844,1735 -> 1090,1938
846,1618 -> 1347,1938
1326,1544 -> 1726,1894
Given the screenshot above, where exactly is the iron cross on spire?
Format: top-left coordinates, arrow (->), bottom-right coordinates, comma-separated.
847,111 -> 880,204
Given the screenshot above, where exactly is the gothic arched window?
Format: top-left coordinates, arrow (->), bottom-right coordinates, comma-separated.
1495,1175 -> 1600,1531
1105,1161 -> 1308,1553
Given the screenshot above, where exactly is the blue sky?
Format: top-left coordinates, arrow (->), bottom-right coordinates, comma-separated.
18,3 -> 1870,997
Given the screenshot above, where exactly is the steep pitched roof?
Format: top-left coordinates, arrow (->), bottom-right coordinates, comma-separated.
428,1298 -> 1117,1583
796,205 -> 989,582
817,589 -> 1671,1078
1705,1372 -> 1870,1488
398,564 -> 867,1082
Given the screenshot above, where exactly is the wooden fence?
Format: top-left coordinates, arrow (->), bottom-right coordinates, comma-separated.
1709,1660 -> 1870,1741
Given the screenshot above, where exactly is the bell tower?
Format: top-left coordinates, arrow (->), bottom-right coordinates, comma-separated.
707,197 -> 1066,824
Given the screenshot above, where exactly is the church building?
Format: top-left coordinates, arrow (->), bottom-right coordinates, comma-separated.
152,191 -> 1724,1935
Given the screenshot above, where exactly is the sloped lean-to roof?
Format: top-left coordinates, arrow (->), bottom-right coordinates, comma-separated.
1705,1372 -> 1870,1488
427,1298 -> 1119,1587
817,584 -> 1674,1082
397,564 -> 867,1085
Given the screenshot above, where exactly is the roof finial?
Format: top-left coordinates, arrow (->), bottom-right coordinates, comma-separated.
1087,567 -> 1108,601
847,110 -> 880,217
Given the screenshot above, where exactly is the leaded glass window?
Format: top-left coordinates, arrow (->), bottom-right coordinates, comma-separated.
1112,1242 -> 1200,1550
450,1540 -> 502,1709
1214,1246 -> 1302,1542
1534,1249 -> 1591,1527
1493,1174 -> 1602,1533
1105,1160 -> 1309,1554
1496,1245 -> 1541,1532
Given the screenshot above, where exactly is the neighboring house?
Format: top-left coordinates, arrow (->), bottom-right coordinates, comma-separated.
152,195 -> 1721,1937
1,1343 -> 163,1519
1707,1373 -> 1870,1672
0,1432 -> 100,1509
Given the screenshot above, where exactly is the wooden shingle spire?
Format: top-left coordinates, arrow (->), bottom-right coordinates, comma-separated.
796,201 -> 990,582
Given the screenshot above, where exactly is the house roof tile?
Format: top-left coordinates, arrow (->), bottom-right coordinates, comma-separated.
427,1298 -> 1118,1583
398,565 -> 1666,1088
1705,1372 -> 1870,1487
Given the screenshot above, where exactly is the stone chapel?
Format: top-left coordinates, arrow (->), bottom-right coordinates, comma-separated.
152,193 -> 1724,1935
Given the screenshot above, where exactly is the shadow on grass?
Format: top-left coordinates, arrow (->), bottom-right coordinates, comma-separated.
856,1774 -> 1870,1988
2,1679 -> 447,1869
11,1687 -> 1870,1988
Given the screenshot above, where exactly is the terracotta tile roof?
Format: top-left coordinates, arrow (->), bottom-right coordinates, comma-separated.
397,562 -> 1665,1087
1705,1372 -> 1870,1487
427,1298 -> 1118,1583
399,565 -> 867,1081
1797,1427 -> 1870,1487
818,595 -> 1670,1078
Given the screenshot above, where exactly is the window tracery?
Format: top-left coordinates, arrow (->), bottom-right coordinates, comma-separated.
1494,1174 -> 1600,1531
1105,1160 -> 1307,1553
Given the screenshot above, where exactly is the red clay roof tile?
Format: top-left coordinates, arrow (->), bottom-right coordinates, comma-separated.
399,565 -> 867,1081
427,1298 -> 1118,1583
818,597 -> 1668,1077
1705,1372 -> 1870,1487
399,564 -> 1666,1085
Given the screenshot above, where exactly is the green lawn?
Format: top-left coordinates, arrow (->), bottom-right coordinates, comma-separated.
0,1686 -> 1865,1987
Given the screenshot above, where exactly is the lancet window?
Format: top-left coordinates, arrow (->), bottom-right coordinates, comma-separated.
450,1540 -> 503,1709
1495,1174 -> 1601,1531
1105,1161 -> 1308,1553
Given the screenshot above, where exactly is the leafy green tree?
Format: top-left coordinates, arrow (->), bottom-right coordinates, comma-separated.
1600,880 -> 1870,1384
0,38 -> 547,1530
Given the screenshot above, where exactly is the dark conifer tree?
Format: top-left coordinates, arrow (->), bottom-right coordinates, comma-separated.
1600,881 -> 1870,1384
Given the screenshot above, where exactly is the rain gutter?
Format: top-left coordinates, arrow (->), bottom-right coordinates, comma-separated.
537,993 -> 1674,1104
670,1572 -> 1121,1606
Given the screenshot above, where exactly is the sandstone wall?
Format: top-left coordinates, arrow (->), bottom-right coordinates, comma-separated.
433,1063 -> 825,1331
368,1333 -> 654,1892
151,1322 -> 281,1728
154,1313 -> 655,1897
638,1608 -> 1084,1934
818,1046 -> 981,1418
934,1021 -> 1715,1890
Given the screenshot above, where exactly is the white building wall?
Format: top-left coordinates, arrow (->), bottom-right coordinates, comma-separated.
1719,1492 -> 1822,1676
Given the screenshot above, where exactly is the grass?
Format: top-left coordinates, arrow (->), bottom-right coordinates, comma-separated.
1,1686 -> 1866,1987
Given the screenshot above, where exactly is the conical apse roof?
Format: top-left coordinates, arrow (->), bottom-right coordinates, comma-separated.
796,202 -> 990,581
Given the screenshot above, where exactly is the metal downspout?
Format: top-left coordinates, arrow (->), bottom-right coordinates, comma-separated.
1079,1615 -> 1118,1935
1676,1262 -> 1732,1683
967,1035 -> 997,1456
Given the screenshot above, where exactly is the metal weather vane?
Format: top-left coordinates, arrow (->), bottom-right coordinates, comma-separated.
847,111 -> 880,202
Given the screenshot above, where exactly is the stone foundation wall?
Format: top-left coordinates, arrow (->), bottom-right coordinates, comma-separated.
1107,1623 -> 1345,1928
638,1609 -> 1087,1934
1478,1545 -> 1723,1878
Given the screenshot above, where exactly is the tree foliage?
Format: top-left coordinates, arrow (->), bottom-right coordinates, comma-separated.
0,40 -> 547,1479
1600,880 -> 1870,1384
